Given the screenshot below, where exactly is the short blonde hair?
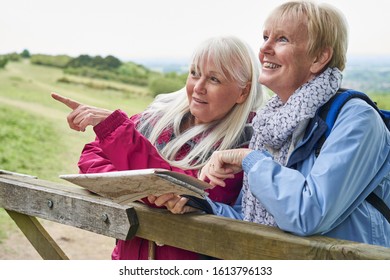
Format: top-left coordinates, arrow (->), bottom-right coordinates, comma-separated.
267,1 -> 349,71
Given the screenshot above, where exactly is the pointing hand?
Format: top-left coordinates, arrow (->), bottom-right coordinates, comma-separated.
51,92 -> 113,132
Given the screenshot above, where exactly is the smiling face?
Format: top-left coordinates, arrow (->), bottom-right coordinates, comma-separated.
258,16 -> 318,102
185,58 -> 248,125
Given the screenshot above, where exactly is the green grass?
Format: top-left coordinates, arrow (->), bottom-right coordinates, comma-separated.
0,105 -> 63,177
0,105 -> 65,243
369,93 -> 390,110
0,209 -> 14,243
0,60 -> 153,115
0,60 -> 153,243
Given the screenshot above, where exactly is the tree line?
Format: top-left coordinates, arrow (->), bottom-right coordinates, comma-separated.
0,49 -> 187,96
0,49 -> 30,68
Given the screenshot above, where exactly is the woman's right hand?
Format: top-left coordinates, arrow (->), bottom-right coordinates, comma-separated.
199,149 -> 252,187
51,92 -> 113,132
147,194 -> 197,214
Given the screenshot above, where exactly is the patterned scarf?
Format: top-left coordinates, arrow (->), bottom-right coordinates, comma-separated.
242,67 -> 343,225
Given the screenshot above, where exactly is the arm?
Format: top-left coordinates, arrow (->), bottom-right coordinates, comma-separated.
80,109 -> 200,208
245,99 -> 390,235
205,190 -> 244,220
78,139 -> 117,173
52,93 -> 194,175
78,114 -> 143,174
89,109 -> 197,177
52,92 -> 122,173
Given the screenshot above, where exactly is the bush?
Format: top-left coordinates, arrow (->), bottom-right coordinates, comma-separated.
149,77 -> 185,97
63,67 -> 149,86
30,54 -> 73,68
118,62 -> 150,79
66,54 -> 122,71
4,52 -> 21,61
0,57 -> 8,69
21,49 -> 30,58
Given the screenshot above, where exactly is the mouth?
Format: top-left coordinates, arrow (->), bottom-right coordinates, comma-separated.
193,97 -> 208,104
263,62 -> 281,69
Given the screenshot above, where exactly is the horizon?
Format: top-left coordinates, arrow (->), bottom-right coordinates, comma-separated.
4,52 -> 390,67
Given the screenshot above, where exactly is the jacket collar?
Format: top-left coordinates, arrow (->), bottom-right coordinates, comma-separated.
286,114 -> 328,168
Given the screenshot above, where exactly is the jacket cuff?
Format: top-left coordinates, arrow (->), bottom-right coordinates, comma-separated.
183,195 -> 214,214
242,150 -> 272,173
93,110 -> 128,139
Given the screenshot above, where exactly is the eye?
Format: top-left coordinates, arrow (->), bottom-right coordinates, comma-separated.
210,76 -> 221,83
277,36 -> 289,43
190,69 -> 200,78
263,35 -> 269,42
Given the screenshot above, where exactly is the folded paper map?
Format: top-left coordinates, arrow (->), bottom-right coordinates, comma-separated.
60,169 -> 211,205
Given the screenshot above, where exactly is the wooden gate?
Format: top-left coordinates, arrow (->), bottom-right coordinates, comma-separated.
1,170 -> 390,260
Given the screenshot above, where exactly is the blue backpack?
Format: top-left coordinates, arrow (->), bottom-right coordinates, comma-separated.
317,89 -> 390,223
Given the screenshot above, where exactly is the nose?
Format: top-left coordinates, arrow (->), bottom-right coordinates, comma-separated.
194,78 -> 207,95
259,40 -> 274,56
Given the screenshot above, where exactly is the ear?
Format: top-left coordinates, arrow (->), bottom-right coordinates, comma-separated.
236,82 -> 251,104
310,47 -> 333,74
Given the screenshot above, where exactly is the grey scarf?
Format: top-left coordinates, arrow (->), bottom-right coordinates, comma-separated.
242,67 -> 343,225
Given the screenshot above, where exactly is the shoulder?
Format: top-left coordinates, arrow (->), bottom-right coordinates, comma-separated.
335,98 -> 388,141
339,98 -> 383,126
130,112 -> 143,125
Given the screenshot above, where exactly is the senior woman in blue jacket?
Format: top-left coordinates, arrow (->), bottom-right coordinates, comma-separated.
152,1 -> 390,247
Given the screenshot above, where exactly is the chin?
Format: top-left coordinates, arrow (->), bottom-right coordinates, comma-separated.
259,79 -> 273,91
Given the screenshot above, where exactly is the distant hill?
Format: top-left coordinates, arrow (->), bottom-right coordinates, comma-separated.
132,57 -> 189,74
343,55 -> 390,93
135,55 -> 390,94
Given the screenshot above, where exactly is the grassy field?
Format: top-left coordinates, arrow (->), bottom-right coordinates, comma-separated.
0,60 -> 153,243
369,93 -> 390,110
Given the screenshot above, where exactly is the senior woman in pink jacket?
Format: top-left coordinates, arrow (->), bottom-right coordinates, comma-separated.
52,36 -> 266,259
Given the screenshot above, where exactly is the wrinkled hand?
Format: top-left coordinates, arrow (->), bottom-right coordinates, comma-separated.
147,193 -> 197,214
51,92 -> 113,132
199,149 -> 252,187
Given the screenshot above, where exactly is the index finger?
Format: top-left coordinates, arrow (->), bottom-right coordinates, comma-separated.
51,92 -> 81,110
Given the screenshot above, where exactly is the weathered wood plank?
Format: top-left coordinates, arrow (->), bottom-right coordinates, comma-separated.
6,210 -> 69,260
1,172 -> 390,259
0,174 -> 138,240
127,202 -> 390,260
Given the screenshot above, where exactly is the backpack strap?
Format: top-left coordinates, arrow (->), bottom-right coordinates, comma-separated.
316,88 -> 390,223
322,89 -> 388,136
366,193 -> 390,224
316,89 -> 390,156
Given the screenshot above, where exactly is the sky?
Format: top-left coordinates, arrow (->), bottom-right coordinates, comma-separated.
2,0 -> 390,64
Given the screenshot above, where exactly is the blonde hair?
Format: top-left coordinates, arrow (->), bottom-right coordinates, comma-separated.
267,1 -> 349,71
137,36 -> 264,170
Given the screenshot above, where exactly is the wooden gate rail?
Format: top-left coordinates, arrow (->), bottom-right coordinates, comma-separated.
1,170 -> 390,260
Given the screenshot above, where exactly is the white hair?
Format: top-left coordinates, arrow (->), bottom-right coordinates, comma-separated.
137,36 -> 265,170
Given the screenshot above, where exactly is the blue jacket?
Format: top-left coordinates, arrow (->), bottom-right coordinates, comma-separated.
207,98 -> 390,247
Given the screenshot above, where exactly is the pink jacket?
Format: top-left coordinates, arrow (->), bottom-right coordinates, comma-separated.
78,110 -> 251,259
